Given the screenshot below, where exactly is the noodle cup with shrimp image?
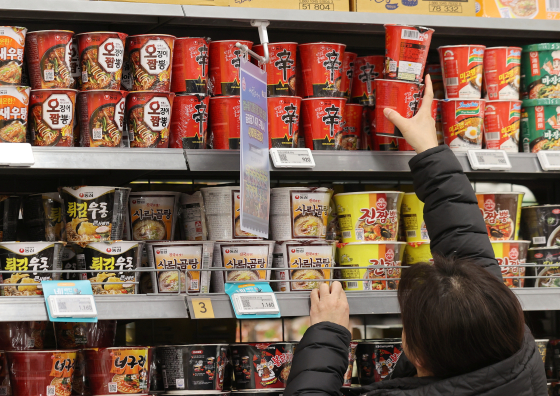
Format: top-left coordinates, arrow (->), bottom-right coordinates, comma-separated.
78,89 -> 127,147
129,191 -> 181,241
0,26 -> 27,86
126,34 -> 175,92
476,192 -> 524,241
441,99 -> 485,151
491,240 -> 530,288
334,191 -> 404,243
126,91 -> 175,148
29,88 -> 78,146
0,86 -> 29,143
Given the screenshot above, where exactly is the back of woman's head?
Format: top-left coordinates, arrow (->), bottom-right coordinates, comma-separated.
398,255 -> 525,379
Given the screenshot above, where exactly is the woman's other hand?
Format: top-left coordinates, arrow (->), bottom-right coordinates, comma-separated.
310,281 -> 350,331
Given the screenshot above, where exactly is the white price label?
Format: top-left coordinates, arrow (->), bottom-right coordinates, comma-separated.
47,295 -> 97,318
232,292 -> 280,315
467,150 -> 511,170
537,151 -> 560,171
270,148 -> 315,168
0,142 -> 34,166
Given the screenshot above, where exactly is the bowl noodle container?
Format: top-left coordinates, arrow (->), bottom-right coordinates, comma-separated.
0,321 -> 47,351
338,103 -> 362,150
340,51 -> 357,100
231,343 -> 296,390
208,40 -> 253,96
483,100 -> 521,152
126,34 -> 175,92
475,192 -> 524,241
178,191 -> 208,241
29,88 -> 77,146
208,96 -> 240,149
298,42 -> 346,98
528,247 -> 560,287
483,47 -> 521,101
22,192 -> 66,241
82,241 -> 142,295
0,86 -> 29,143
60,186 -> 130,243
491,240 -> 530,288
145,241 -> 214,294
0,196 -> 19,242
522,205 -> 560,247
401,193 -> 429,242
7,350 -> 77,396
333,191 -> 404,243
338,242 -> 405,291
301,97 -> 346,150
78,89 -> 126,147
355,340 -> 403,385
520,98 -> 560,153
54,320 -> 117,349
156,344 -> 231,392
254,42 -> 297,97
270,187 -> 333,241
441,99 -> 485,151
126,90 -> 175,148
520,43 -> 560,100
351,55 -> 384,106
76,32 -> 128,90
26,30 -> 75,89
129,191 -> 181,241
171,37 -> 209,95
169,94 -> 209,149
0,26 -> 27,86
438,45 -> 485,99
0,241 -> 64,296
84,347 -> 150,395
268,96 -> 302,149
384,25 -> 434,83
404,242 -> 433,265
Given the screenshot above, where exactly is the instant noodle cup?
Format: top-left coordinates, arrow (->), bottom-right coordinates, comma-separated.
120,38 -> 132,92
7,350 -> 77,396
484,47 -> 522,101
483,100 -> 521,152
179,191 -> 208,241
351,55 -> 384,106
0,241 -> 64,296
0,321 -> 47,351
491,240 -> 530,288
60,244 -> 84,282
0,196 -> 19,242
54,321 -> 117,349
425,63 -> 445,99
0,27 -> 26,86
355,340 -> 403,385
171,37 -> 209,95
26,30 -> 75,89
361,106 -> 374,150
476,192 -> 524,241
29,88 -> 77,146
337,103 -> 362,150
340,51 -> 357,100
404,242 -> 433,265
298,42 -> 346,98
268,96 -> 302,148
126,34 -> 175,92
129,191 -> 181,241
441,99 -> 485,151
374,79 -> 423,138
254,42 -> 297,97
231,343 -> 295,390
22,192 -> 66,241
69,37 -> 80,89
343,342 -> 358,387
0,86 -> 29,143
76,32 -> 127,91
438,45 -> 485,99
338,241 -> 405,291
84,347 -> 150,394
522,205 -> 560,247
301,97 -> 346,150
60,186 -> 130,242
208,40 -> 252,96
270,187 -> 333,241
208,96 -> 240,150
520,98 -> 560,152
528,247 -> 560,287
126,90 -> 175,148
401,193 -> 428,242
334,191 -> 403,243
384,25 -> 434,83
521,43 -> 560,100
78,89 -> 126,147
169,94 -> 209,149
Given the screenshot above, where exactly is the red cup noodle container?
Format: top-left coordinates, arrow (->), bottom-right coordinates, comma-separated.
84,347 -> 150,395
268,96 -> 302,148
374,134 -> 399,151
361,106 -> 374,150
231,343 -> 296,390
0,321 -> 47,351
340,51 -> 357,100
351,55 -> 384,106
0,86 -> 30,143
7,350 -> 77,396
384,25 -> 434,83
374,79 -> 423,138
438,45 -> 486,99
254,42 -> 297,97
399,139 -> 414,151
126,34 -> 175,92
29,88 -> 78,146
169,94 -> 209,149
0,26 -> 27,86
299,42 -> 346,98
484,100 -> 522,152
338,103 -> 362,150
171,37 -> 209,95
208,40 -> 253,96
441,99 -> 486,151
483,47 -> 521,101
301,97 -> 346,150
126,90 -> 175,148
78,89 -> 126,147
54,320 -> 117,349
355,340 -> 403,385
0,351 -> 10,395
208,96 -> 240,149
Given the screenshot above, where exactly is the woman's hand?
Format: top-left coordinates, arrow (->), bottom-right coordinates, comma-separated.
383,74 -> 439,154
310,281 -> 350,331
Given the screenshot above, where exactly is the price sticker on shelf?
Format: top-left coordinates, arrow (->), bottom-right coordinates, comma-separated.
48,295 -> 97,318
537,151 -> 560,171
270,148 -> 315,168
0,142 -> 34,166
467,150 -> 512,170
225,282 -> 281,319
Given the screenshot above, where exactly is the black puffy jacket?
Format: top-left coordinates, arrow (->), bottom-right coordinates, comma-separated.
284,146 -> 547,396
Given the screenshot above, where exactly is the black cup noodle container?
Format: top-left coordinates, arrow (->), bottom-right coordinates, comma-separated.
528,247 -> 560,287
0,196 -> 20,242
522,205 -> 560,247
356,340 -> 403,385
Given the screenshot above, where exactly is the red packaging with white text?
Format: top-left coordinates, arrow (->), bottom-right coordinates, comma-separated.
268,96 -> 302,148
126,90 -> 175,148
171,37 -> 209,95
340,51 -> 357,100
169,94 -> 209,149
483,46 -> 521,101
299,42 -> 346,98
208,96 -> 240,149
438,45 -> 486,99
208,40 -> 253,96
351,55 -> 384,106
301,97 -> 346,150
254,42 -> 297,97
441,99 -> 485,151
127,34 -> 176,92
79,89 -> 126,147
338,103 -> 362,150
0,86 -> 29,143
484,100 -> 521,152
29,88 -> 77,146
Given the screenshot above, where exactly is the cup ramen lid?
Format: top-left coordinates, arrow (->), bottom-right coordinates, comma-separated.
438,44 -> 487,49
522,42 -> 560,52
341,241 -> 407,246
485,46 -> 522,51
384,24 -> 434,32
27,30 -> 74,35
345,103 -> 363,108
334,191 -> 404,196
522,98 -> 560,107
75,32 -> 126,36
128,34 -> 177,39
31,88 -> 80,93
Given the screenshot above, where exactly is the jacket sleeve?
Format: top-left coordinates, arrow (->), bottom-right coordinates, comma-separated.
409,145 -> 502,280
284,321 -> 351,396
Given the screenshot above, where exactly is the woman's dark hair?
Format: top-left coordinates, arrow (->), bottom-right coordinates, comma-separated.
398,255 -> 524,379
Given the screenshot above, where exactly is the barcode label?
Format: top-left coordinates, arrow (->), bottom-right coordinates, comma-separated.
345,281 -> 358,289
82,71 -> 88,83
108,382 -> 118,393
93,128 -> 103,140
406,230 -> 417,238
533,236 -> 546,244
279,153 -> 288,162
486,132 -> 500,141
57,301 -> 67,311
190,279 -> 199,290
242,298 -> 252,309
176,378 -> 185,389
401,29 -> 420,40
389,61 -> 397,72
0,386 -> 7,395
355,229 -> 364,241
342,231 -> 352,239
547,0 -> 560,12
446,77 -> 458,86
47,386 -> 56,396
44,69 -> 54,82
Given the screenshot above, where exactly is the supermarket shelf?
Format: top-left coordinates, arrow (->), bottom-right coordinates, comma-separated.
514,289 -> 560,311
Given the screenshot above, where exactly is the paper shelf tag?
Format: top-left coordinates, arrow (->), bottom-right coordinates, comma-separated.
537,151 -> 560,171
232,292 -> 280,315
0,143 -> 34,166
467,150 -> 511,170
47,295 -> 97,318
270,148 -> 315,168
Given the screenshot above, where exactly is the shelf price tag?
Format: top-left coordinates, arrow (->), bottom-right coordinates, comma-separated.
225,282 -> 281,319
0,143 -> 34,166
270,148 -> 315,168
537,151 -> 560,171
467,150 -> 512,170
41,280 -> 97,322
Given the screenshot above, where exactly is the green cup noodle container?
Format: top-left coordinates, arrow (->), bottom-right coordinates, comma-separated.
521,43 -> 560,100
521,98 -> 560,153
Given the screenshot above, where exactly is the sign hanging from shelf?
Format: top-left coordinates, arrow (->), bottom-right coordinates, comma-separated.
270,148 -> 316,168
537,151 -> 560,171
225,282 -> 280,319
42,280 -> 97,322
0,143 -> 34,166
467,149 -> 512,170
